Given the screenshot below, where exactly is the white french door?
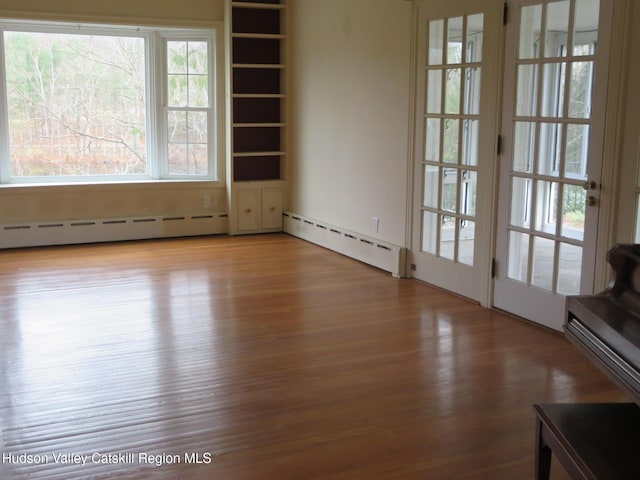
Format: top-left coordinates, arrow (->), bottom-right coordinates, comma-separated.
410,0 -> 502,302
493,0 -> 613,330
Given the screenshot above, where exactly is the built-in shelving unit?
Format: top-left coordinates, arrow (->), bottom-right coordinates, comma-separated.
230,0 -> 285,182
227,0 -> 286,234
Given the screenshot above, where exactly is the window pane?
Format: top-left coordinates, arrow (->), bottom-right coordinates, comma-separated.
466,14 -> 484,63
459,219 -> 475,266
5,32 -> 147,177
441,168 -> 457,213
462,120 -> 479,166
422,211 -> 438,254
188,75 -> 208,108
168,111 -> 188,142
188,41 -> 208,74
542,63 -> 566,117
426,69 -> 443,114
558,242 -> 582,295
511,176 -> 532,228
513,122 -> 535,173
423,165 -> 439,209
168,142 -> 208,176
541,62 -> 566,118
440,216 -> 456,260
516,64 -> 538,117
544,1 -> 570,58
534,180 -> 558,234
425,118 -> 441,162
569,61 -> 594,119
443,119 -> 459,164
464,67 -> 481,115
562,184 -> 585,241
519,5 -> 542,60
188,112 -> 208,144
574,0 -> 599,56
168,41 -> 188,74
428,20 -> 444,66
168,41 -> 210,108
508,231 -> 529,283
565,124 -> 589,179
538,123 -> 562,177
447,17 -> 463,64
168,74 -> 188,107
532,236 -> 555,291
445,68 -> 461,114
168,111 -> 209,176
461,169 -> 477,217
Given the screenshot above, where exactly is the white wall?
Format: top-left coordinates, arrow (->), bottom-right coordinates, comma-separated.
0,0 -> 223,25
615,1 -> 640,243
287,0 -> 413,246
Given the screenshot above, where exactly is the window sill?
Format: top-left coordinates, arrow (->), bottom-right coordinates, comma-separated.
0,179 -> 226,193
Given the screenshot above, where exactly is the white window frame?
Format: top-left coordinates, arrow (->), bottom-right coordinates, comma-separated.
0,19 -> 223,184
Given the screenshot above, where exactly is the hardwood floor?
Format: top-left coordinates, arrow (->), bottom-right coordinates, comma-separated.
0,234 -> 628,479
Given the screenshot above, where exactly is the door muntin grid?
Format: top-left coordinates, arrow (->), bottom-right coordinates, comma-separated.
506,0 -> 599,296
422,14 -> 484,267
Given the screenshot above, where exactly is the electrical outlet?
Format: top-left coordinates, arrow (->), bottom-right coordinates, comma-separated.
372,216 -> 379,234
203,193 -> 212,208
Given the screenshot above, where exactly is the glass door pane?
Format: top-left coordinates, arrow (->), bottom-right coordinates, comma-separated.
421,13 -> 484,266
504,0 -> 600,297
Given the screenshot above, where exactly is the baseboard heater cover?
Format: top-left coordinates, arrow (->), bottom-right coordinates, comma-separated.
0,213 -> 228,249
283,211 -> 406,277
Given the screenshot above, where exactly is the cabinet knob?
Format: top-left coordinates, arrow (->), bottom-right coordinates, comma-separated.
245,208 -> 252,213
270,206 -> 276,212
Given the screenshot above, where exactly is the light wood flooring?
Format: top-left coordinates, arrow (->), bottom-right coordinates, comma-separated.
0,234 -> 628,479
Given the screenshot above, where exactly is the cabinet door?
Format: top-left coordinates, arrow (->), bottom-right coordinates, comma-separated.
261,187 -> 283,230
237,189 -> 260,232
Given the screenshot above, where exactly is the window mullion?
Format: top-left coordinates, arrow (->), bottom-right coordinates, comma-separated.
0,32 -> 10,183
147,31 -> 163,179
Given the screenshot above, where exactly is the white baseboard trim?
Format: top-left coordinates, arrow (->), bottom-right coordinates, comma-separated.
283,211 -> 406,277
0,213 -> 228,249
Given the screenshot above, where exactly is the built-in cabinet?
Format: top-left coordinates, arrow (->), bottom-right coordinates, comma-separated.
226,0 -> 286,234
235,183 -> 284,232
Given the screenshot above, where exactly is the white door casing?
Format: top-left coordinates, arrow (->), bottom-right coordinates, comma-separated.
410,0 -> 503,304
493,0 -> 613,330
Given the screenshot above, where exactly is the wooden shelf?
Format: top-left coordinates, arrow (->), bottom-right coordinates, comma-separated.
232,2 -> 285,10
232,33 -> 285,39
232,63 -> 285,69
233,123 -> 285,128
229,0 -> 285,183
232,93 -> 285,98
233,151 -> 285,157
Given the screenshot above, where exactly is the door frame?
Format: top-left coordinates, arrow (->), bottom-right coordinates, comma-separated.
405,0 -> 631,316
406,0 -> 505,307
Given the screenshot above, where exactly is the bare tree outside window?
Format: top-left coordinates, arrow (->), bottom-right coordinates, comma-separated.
166,40 -> 209,176
4,31 -> 147,177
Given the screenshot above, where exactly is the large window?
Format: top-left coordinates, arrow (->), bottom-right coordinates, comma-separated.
0,21 -> 220,183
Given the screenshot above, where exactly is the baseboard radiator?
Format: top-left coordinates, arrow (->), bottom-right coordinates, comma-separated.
0,213 -> 228,249
283,211 -> 406,277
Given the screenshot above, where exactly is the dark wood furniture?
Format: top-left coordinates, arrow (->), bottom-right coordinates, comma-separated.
534,403 -> 640,480
534,244 -> 640,479
565,243 -> 640,404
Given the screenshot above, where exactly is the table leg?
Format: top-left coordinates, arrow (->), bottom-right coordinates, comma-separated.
535,417 -> 552,480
